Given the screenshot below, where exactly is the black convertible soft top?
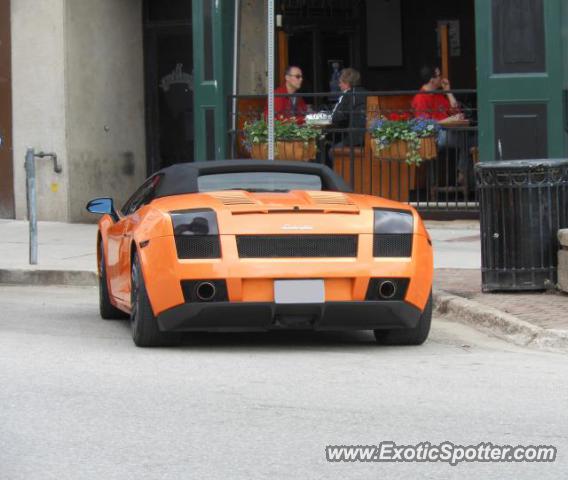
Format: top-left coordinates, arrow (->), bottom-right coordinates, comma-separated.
152,160 -> 351,198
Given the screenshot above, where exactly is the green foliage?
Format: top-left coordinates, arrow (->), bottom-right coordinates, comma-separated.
242,119 -> 268,144
370,117 -> 440,165
243,119 -> 321,146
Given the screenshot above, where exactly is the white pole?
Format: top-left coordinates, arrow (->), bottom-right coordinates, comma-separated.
267,0 -> 275,160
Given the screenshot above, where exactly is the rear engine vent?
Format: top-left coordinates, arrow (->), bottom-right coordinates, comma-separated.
175,235 -> 221,259
237,235 -> 357,258
307,192 -> 354,205
373,234 -> 413,257
208,191 -> 256,205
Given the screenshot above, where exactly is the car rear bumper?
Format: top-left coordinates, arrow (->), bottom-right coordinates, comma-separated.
138,233 -> 434,316
157,300 -> 422,332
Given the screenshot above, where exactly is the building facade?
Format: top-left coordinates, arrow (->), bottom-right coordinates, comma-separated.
0,0 -> 567,222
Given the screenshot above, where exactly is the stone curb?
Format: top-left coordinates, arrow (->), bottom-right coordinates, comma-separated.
0,269 -> 97,287
433,289 -> 568,353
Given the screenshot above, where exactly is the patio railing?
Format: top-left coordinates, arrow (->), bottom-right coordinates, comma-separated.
228,89 -> 479,218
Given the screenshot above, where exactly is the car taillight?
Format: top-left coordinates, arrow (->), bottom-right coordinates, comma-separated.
373,209 -> 414,257
169,209 -> 221,259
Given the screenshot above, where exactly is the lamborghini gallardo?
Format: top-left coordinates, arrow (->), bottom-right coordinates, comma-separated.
87,160 -> 433,347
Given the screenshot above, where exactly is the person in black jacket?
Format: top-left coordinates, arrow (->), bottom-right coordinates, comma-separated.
328,68 -> 367,167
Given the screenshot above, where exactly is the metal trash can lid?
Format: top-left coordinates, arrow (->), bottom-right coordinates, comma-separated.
476,159 -> 568,171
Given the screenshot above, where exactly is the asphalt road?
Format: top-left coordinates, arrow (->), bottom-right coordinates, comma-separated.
1,285 -> 567,480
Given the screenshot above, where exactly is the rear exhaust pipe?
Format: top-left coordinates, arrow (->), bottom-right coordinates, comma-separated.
378,280 -> 397,300
195,282 -> 216,302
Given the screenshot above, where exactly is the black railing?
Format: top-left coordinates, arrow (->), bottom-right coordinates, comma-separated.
228,90 -> 479,218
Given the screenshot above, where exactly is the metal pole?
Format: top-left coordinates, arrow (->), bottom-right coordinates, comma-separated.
25,147 -> 38,265
231,0 -> 241,158
24,149 -> 61,265
267,0 -> 275,160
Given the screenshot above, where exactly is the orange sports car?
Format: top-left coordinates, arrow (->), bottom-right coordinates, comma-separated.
87,160 -> 433,347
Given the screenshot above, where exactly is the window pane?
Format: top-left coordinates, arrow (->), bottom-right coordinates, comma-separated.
203,0 -> 214,80
198,172 -> 323,192
492,0 -> 545,73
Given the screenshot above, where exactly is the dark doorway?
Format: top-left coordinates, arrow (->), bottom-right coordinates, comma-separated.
283,1 -> 363,108
288,29 -> 355,106
281,0 -> 476,93
364,0 -> 477,91
143,0 -> 194,174
0,0 -> 14,218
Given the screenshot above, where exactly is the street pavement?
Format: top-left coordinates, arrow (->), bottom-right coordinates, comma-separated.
1,284 -> 567,480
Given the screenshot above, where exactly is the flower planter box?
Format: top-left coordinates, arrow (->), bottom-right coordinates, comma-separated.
371,137 -> 437,161
280,140 -> 316,161
250,140 -> 316,161
250,143 -> 272,159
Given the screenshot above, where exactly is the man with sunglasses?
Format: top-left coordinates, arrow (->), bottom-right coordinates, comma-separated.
265,65 -> 307,124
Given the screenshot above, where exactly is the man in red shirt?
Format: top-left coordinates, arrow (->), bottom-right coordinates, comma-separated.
264,65 -> 307,124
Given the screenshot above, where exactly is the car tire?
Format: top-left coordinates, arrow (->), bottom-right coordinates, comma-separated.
99,240 -> 128,320
130,252 -> 181,347
374,292 -> 432,346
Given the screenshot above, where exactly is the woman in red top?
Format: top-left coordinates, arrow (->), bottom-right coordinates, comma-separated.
411,66 -> 461,121
264,66 -> 307,124
411,66 -> 469,186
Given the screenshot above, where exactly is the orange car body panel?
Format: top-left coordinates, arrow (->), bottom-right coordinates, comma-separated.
98,191 -> 433,317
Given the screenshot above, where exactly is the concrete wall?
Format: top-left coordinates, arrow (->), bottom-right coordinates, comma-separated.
237,0 -> 266,94
10,0 -> 146,222
65,0 -> 146,222
11,0 -> 69,221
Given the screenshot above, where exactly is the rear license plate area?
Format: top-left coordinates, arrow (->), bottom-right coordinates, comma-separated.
274,279 -> 325,304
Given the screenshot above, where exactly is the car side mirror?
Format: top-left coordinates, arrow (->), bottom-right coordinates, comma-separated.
86,197 -> 119,222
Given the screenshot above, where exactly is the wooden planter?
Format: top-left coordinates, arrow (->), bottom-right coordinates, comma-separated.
371,137 -> 437,161
250,143 -> 271,159
279,140 -> 316,161
249,140 -> 316,161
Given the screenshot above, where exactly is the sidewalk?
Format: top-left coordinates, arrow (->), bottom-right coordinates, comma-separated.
0,218 -> 566,352
427,220 -> 568,352
0,220 -> 96,285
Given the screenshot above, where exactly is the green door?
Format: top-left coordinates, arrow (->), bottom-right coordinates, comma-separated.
564,2 -> 568,152
475,0 -> 564,161
192,0 -> 235,161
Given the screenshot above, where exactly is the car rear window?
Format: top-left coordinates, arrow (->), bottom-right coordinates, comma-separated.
197,172 -> 323,192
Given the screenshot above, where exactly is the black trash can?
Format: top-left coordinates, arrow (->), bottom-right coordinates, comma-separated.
475,159 -> 568,292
